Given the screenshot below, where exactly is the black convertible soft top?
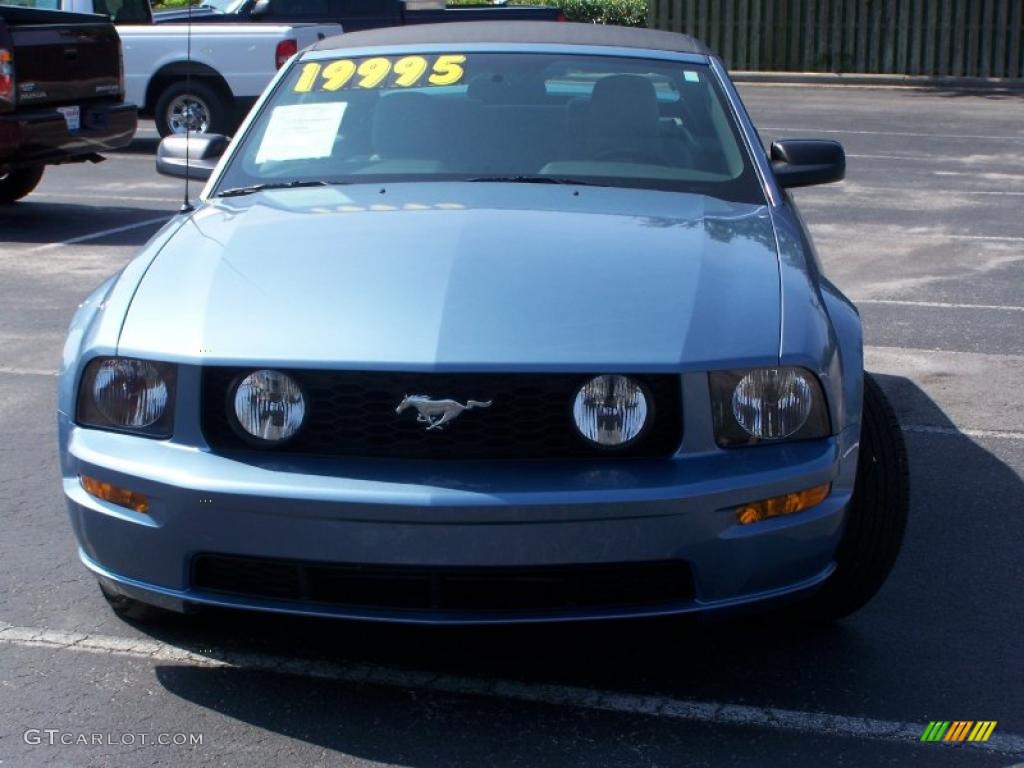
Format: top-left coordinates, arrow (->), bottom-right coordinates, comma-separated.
313,21 -> 712,56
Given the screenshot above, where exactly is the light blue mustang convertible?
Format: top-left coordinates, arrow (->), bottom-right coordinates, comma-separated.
59,22 -> 909,624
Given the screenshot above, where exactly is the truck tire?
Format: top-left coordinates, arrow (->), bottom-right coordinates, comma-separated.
797,373 -> 910,621
0,166 -> 45,203
99,581 -> 172,623
154,80 -> 231,137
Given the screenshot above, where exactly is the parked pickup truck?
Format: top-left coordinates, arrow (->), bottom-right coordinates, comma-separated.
27,0 -> 340,135
154,0 -> 563,33
0,5 -> 136,202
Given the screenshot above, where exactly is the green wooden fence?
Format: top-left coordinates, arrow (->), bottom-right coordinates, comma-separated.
647,0 -> 1024,78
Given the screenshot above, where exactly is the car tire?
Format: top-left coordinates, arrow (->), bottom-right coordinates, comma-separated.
154,80 -> 231,138
798,373 -> 910,621
99,582 -> 171,623
0,166 -> 45,203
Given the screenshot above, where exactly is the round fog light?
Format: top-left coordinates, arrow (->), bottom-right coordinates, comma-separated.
732,368 -> 812,439
572,375 -> 648,447
233,370 -> 305,442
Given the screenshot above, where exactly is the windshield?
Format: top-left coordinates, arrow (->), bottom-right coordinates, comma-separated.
215,52 -> 764,203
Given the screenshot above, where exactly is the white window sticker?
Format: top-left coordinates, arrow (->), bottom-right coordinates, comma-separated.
683,70 -> 700,83
255,102 -> 347,164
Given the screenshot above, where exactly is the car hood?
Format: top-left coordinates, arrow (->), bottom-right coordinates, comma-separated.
118,183 -> 781,370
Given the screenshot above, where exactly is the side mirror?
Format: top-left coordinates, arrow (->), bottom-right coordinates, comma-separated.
770,139 -> 845,189
155,134 -> 228,181
250,0 -> 272,17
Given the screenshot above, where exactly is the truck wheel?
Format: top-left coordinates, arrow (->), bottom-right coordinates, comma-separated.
99,581 -> 172,623
0,166 -> 45,203
798,373 -> 910,621
154,80 -> 231,137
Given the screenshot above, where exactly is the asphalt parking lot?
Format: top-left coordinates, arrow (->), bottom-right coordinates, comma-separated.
1,85 -> 1022,766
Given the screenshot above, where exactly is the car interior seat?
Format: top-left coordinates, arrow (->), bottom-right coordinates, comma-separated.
582,74 -> 667,165
370,91 -> 446,172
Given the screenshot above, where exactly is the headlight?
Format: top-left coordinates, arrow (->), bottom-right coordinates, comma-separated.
76,357 -> 175,437
572,375 -> 649,447
232,369 -> 306,443
710,367 -> 830,447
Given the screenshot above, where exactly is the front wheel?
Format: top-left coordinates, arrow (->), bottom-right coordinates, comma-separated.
0,166 -> 45,203
154,80 -> 231,137
799,373 -> 910,621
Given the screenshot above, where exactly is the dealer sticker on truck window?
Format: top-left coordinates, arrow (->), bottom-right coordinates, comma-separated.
292,55 -> 467,93
57,106 -> 80,132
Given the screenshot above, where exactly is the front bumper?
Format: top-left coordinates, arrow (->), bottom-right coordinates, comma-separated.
60,415 -> 858,624
0,101 -> 137,169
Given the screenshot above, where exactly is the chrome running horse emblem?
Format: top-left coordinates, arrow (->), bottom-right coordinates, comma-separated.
395,395 -> 492,431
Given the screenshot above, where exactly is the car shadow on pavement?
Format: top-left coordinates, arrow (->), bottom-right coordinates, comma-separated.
135,372 -> 1024,761
151,617 -> 880,766
115,137 -> 162,155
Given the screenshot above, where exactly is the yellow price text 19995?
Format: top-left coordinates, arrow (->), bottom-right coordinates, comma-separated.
293,54 -> 467,93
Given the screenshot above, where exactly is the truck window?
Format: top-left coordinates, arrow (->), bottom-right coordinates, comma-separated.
270,0 -> 330,18
337,0 -> 386,16
0,0 -> 61,9
90,0 -> 151,23
6,0 -> 154,21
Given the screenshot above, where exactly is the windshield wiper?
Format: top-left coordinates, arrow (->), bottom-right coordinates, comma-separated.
215,180 -> 342,198
464,175 -> 603,187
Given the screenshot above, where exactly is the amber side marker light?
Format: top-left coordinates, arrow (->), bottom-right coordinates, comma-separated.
737,483 -> 830,525
80,475 -> 150,514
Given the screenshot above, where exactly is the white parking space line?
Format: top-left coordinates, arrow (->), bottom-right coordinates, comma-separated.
30,192 -> 181,204
1,624 -> 1021,756
933,170 -> 1024,181
761,126 -> 1024,141
845,153 -> 1024,166
901,424 -> 1024,440
812,183 -> 1024,197
26,216 -> 172,253
0,366 -> 58,377
944,234 -> 1024,242
844,153 -> 929,161
912,188 -> 1024,197
855,299 -> 1024,312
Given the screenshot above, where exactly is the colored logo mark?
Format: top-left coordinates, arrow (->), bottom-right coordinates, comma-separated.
921,721 -> 997,742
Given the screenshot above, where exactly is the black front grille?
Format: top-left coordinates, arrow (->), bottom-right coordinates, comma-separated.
201,369 -> 682,460
192,554 -> 695,614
